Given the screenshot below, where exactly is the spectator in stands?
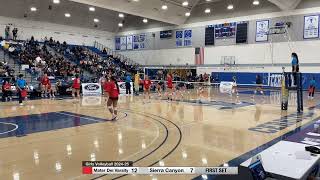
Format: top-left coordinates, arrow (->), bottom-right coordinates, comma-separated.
2,80 -> 12,101
12,28 -> 18,41
103,48 -> 107,54
5,26 -> 10,40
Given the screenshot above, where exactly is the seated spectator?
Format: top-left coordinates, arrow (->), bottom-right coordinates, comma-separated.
2,80 -> 13,101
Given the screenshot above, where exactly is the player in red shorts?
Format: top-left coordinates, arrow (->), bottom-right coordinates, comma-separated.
72,74 -> 81,99
143,75 -> 152,102
41,73 -> 50,98
104,76 -> 120,120
166,73 -> 174,101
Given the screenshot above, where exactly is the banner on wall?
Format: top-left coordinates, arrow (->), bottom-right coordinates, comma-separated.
184,29 -> 192,46
126,35 -> 133,50
82,83 -> 102,96
133,34 -> 146,50
120,36 -> 127,50
304,15 -> 319,39
118,82 -> 133,95
256,20 -> 269,42
176,30 -> 183,47
115,37 -> 121,50
140,34 -> 146,49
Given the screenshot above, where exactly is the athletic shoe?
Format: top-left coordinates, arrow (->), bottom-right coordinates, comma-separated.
19,103 -> 24,106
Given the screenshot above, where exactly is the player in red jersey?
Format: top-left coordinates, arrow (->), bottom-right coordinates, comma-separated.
72,74 -> 81,98
104,76 -> 120,120
166,73 -> 174,101
41,73 -> 50,98
143,75 -> 152,101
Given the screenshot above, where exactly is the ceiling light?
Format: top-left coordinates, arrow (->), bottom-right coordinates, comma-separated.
119,13 -> 124,18
53,0 -> 60,4
89,7 -> 95,11
30,7 -> 37,12
182,1 -> 189,6
118,23 -> 123,27
65,13 -> 71,17
206,0 -> 212,1
204,8 -> 211,13
227,4 -> 234,10
185,12 -> 191,17
253,0 -> 260,5
143,18 -> 148,23
161,5 -> 168,10
94,18 -> 99,23
132,0 -> 139,1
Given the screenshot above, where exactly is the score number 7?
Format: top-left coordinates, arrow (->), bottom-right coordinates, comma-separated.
190,168 -> 194,173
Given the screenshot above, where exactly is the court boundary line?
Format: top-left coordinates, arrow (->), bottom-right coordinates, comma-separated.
91,110 -> 170,180
109,109 -> 183,180
193,114 -> 320,180
0,122 -> 18,135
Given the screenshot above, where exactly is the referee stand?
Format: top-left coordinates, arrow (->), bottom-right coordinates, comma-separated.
281,71 -> 303,113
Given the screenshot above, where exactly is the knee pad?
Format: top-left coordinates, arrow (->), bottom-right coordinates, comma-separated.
108,106 -> 112,109
113,107 -> 118,111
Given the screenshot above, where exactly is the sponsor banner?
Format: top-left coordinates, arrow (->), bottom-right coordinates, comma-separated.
82,83 -> 102,96
118,82 -> 133,95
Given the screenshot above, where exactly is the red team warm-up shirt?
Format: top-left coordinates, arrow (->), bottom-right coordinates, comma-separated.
73,78 -> 81,89
167,76 -> 173,88
104,81 -> 119,98
41,76 -> 50,85
144,80 -> 151,89
3,82 -> 10,91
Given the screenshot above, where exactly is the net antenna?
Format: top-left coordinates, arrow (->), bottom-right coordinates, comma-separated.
268,21 -> 294,65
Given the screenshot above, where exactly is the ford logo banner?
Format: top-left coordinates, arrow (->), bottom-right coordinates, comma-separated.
82,83 -> 102,96
84,84 -> 100,91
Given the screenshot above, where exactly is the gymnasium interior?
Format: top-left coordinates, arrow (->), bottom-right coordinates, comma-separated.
1,0 -> 320,180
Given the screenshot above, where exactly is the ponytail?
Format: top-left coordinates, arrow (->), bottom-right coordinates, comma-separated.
111,76 -> 120,93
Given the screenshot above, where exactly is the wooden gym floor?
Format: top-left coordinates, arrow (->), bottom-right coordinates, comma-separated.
0,87 -> 319,180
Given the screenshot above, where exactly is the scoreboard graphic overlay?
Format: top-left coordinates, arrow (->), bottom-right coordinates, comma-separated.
82,161 -> 238,175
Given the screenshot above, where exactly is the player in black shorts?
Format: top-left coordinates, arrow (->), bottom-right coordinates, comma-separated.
156,79 -> 163,97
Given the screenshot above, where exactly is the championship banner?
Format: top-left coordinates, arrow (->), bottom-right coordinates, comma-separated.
115,37 -> 121,50
118,82 -> 133,95
304,15 -> 319,39
82,83 -> 102,96
256,20 -> 269,42
126,35 -> 133,50
120,36 -> 127,50
176,30 -> 183,47
184,29 -> 192,47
